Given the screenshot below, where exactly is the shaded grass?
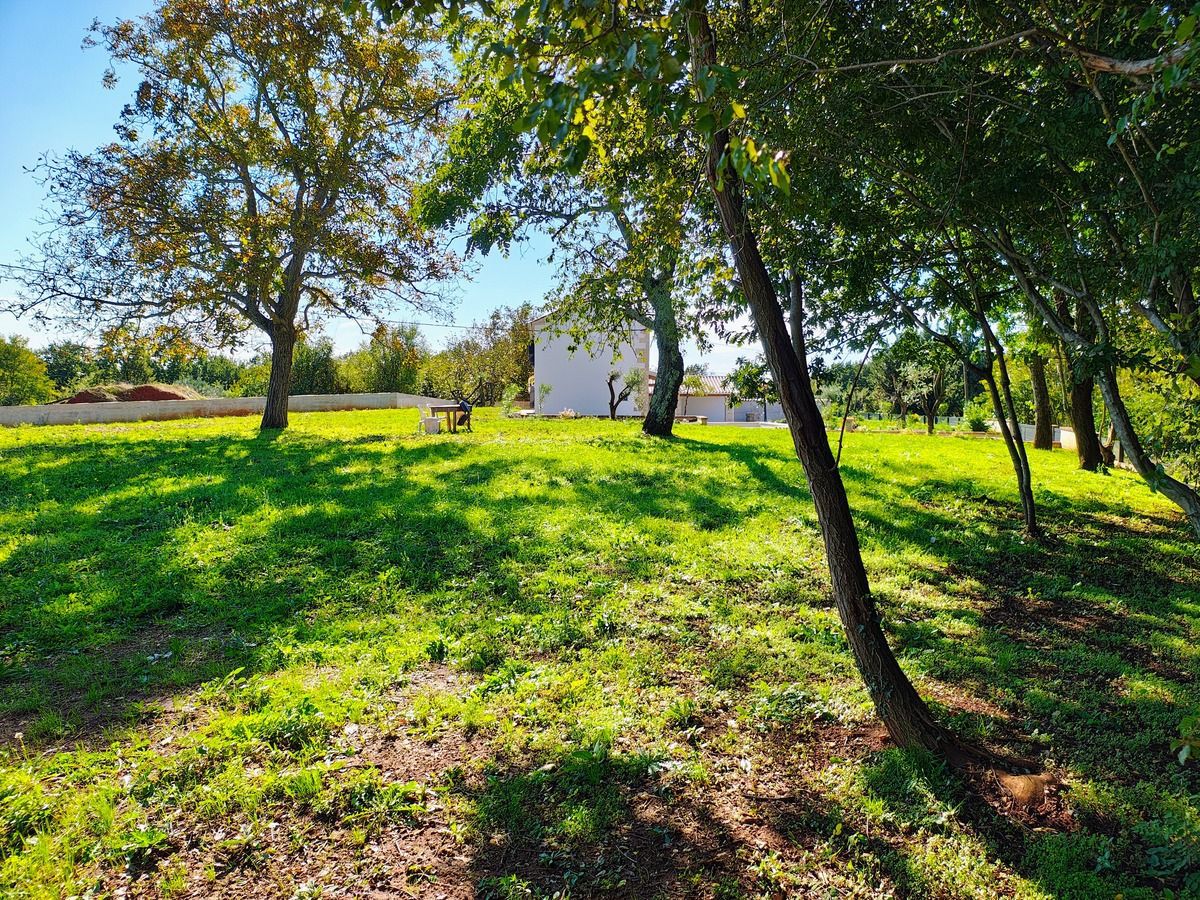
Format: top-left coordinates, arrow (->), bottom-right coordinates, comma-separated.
0,410 -> 1196,897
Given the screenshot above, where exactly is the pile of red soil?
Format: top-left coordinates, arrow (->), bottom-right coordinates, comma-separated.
64,387 -> 120,404
117,384 -> 196,402
63,383 -> 202,404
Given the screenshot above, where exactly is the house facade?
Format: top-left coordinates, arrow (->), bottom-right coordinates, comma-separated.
668,374 -> 785,422
531,312 -> 786,421
531,314 -> 650,417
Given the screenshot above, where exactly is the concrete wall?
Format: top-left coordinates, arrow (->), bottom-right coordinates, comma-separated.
0,392 -> 450,428
533,320 -> 650,417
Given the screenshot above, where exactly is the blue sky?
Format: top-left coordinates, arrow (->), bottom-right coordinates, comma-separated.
0,2 -> 742,369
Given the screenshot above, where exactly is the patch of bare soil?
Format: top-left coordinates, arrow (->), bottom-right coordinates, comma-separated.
118,384 -> 203,402
101,665 -> 1073,899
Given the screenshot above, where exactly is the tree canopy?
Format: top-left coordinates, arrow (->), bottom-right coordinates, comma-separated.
12,0 -> 455,428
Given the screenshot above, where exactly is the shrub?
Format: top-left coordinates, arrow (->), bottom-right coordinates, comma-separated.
962,396 -> 992,432
499,384 -> 521,417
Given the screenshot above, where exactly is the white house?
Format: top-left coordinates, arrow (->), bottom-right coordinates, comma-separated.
666,374 -> 786,422
531,314 -> 650,416
531,313 -> 787,421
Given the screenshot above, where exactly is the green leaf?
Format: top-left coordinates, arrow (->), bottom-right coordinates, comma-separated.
624,42 -> 638,70
1177,14 -> 1196,43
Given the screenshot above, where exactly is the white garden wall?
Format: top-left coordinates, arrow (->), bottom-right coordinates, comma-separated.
0,392 -> 450,427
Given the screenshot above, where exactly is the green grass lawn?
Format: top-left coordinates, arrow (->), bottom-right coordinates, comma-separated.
0,410 -> 1197,898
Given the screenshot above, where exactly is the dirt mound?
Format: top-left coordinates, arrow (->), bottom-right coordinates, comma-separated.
63,383 -> 205,404
117,383 -> 202,402
64,387 -> 121,404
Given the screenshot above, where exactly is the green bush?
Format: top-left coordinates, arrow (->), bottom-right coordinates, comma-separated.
0,337 -> 56,406
962,395 -> 992,432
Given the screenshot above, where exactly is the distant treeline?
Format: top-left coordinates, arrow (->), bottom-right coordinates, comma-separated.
1,304 -> 535,407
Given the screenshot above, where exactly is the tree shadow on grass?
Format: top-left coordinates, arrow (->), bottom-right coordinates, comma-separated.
0,431 -> 521,739
459,743 -> 936,899
673,434 -> 1200,885
0,425 -> 753,743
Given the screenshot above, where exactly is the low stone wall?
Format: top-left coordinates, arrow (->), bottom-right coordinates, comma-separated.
0,392 -> 451,428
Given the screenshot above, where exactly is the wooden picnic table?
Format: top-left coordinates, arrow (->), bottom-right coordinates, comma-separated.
429,404 -> 467,433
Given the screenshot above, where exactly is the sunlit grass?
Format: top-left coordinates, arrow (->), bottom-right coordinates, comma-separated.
0,410 -> 1196,897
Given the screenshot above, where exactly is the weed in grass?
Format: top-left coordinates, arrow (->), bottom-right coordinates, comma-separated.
313,768 -> 426,832
664,697 -> 700,729
116,824 -> 169,876
0,770 -> 52,855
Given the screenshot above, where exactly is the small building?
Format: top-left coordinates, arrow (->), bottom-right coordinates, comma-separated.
661,374 -> 785,422
531,314 -> 650,417
531,312 -> 787,421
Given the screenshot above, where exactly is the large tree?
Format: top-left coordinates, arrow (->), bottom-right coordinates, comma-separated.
415,49 -> 708,437
367,0 -> 972,758
0,337 -> 56,407
11,0 -> 453,429
814,1 -> 1200,535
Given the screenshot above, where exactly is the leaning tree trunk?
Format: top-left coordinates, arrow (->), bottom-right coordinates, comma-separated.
1028,353 -> 1053,450
983,371 -> 1039,537
1096,366 -> 1200,537
987,327 -> 1039,537
261,323 -> 297,430
643,284 -> 684,436
687,0 -> 951,754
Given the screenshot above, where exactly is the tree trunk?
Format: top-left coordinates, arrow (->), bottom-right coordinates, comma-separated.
1068,374 -> 1102,471
1028,353 -> 1053,450
687,0 -> 950,754
983,369 -> 1039,537
788,269 -> 805,360
643,283 -> 683,436
924,369 -> 944,435
1015,272 -> 1199,532
1054,344 -> 1070,411
1053,295 -> 1105,470
1096,367 -> 1200,537
990,331 -> 1039,536
261,324 -> 296,430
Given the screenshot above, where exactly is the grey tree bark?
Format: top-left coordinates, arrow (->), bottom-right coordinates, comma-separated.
642,278 -> 684,437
